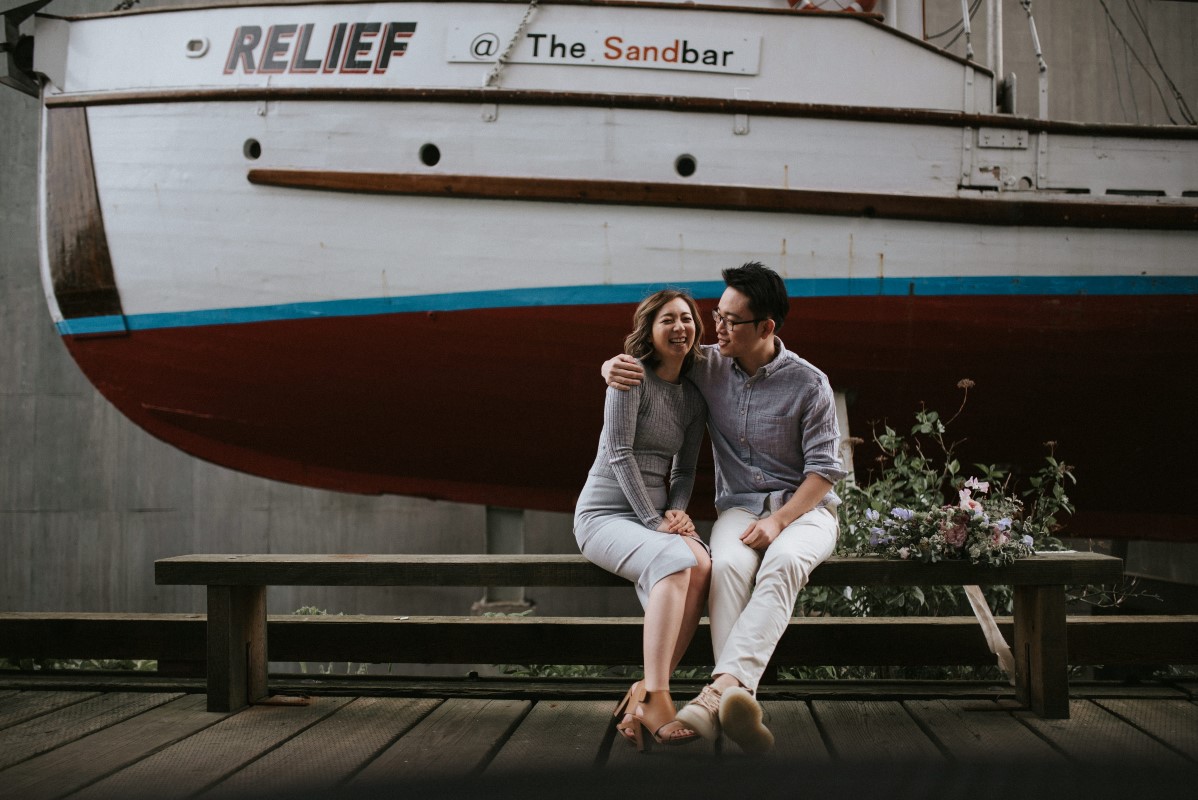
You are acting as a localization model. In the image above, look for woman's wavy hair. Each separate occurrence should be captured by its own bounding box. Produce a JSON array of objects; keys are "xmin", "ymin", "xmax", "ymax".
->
[{"xmin": 623, "ymin": 288, "xmax": 705, "ymax": 373}]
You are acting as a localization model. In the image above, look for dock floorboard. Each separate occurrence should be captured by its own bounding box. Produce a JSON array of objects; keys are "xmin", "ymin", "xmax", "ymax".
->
[{"xmin": 0, "ymin": 678, "xmax": 1195, "ymax": 797}]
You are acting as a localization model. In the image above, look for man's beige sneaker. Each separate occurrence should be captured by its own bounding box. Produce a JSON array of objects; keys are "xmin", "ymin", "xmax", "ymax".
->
[
  {"xmin": 719, "ymin": 686, "xmax": 774, "ymax": 754},
  {"xmin": 674, "ymin": 684, "xmax": 722, "ymax": 741}
]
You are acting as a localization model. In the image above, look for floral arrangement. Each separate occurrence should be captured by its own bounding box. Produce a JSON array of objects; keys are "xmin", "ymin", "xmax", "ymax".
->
[
  {"xmin": 861, "ymin": 477, "xmax": 1037, "ymax": 566},
  {"xmin": 838, "ymin": 380, "xmax": 1074, "ymax": 570}
]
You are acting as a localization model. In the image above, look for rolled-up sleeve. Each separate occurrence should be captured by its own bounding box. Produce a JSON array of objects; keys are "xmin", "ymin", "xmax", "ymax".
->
[{"xmin": 800, "ymin": 379, "xmax": 848, "ymax": 485}]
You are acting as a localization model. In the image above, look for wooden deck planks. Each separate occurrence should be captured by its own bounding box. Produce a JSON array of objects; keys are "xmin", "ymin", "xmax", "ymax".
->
[
  {"xmin": 0, "ymin": 694, "xmax": 224, "ymax": 800},
  {"xmin": 1092, "ymin": 698, "xmax": 1198, "ymax": 761},
  {"xmin": 1017, "ymin": 700, "xmax": 1192, "ymax": 765},
  {"xmin": 759, "ymin": 701, "xmax": 832, "ymax": 762},
  {"xmin": 903, "ymin": 699, "xmax": 1064, "ymax": 762},
  {"xmin": 67, "ymin": 696, "xmax": 352, "ymax": 800},
  {"xmin": 199, "ymin": 697, "xmax": 440, "ymax": 798},
  {"xmin": 0, "ymin": 690, "xmax": 103, "ymax": 730},
  {"xmin": 485, "ymin": 700, "xmax": 613, "ymax": 773},
  {"xmin": 0, "ymin": 692, "xmax": 182, "ymax": 771},
  {"xmin": 346, "ymin": 698, "xmax": 531, "ymax": 783},
  {"xmin": 812, "ymin": 700, "xmax": 945, "ymax": 762},
  {"xmin": 1, "ymin": 688, "xmax": 1194, "ymax": 794}
]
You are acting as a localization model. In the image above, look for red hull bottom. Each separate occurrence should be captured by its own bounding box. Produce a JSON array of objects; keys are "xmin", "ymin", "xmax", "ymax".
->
[{"xmin": 63, "ymin": 295, "xmax": 1198, "ymax": 541}]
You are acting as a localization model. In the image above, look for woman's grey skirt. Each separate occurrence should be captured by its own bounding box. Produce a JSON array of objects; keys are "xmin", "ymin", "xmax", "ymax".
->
[{"xmin": 574, "ymin": 475, "xmax": 709, "ymax": 609}]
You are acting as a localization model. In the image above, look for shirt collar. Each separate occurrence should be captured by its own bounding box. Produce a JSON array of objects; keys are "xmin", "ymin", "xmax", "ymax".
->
[{"xmin": 730, "ymin": 337, "xmax": 789, "ymax": 378}]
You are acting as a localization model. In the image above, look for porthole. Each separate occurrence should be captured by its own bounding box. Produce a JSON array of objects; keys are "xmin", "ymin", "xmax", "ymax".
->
[
  {"xmin": 675, "ymin": 154, "xmax": 697, "ymax": 178},
  {"xmin": 243, "ymin": 139, "xmax": 262, "ymax": 160},
  {"xmin": 185, "ymin": 38, "xmax": 209, "ymax": 58},
  {"xmin": 420, "ymin": 143, "xmax": 441, "ymax": 167}
]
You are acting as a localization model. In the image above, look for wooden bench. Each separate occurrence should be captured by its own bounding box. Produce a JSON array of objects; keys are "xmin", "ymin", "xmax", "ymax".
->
[{"xmin": 154, "ymin": 551, "xmax": 1123, "ymax": 718}]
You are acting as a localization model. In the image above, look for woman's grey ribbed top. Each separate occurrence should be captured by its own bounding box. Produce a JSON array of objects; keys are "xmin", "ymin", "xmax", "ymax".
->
[{"xmin": 586, "ymin": 362, "xmax": 708, "ymax": 528}]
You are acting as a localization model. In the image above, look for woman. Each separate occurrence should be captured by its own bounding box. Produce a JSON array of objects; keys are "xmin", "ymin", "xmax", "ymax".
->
[{"xmin": 574, "ymin": 289, "xmax": 711, "ymax": 751}]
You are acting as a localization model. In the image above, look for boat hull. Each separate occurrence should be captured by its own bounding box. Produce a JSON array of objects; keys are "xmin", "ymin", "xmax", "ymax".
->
[
  {"xmin": 27, "ymin": 1, "xmax": 1198, "ymax": 542},
  {"xmin": 61, "ymin": 292, "xmax": 1198, "ymax": 540}
]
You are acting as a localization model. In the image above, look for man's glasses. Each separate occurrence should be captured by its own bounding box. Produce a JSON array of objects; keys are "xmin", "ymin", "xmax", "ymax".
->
[{"xmin": 712, "ymin": 309, "xmax": 766, "ymax": 330}]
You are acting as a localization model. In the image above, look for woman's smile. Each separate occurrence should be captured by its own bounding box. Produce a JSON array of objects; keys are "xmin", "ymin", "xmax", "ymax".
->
[{"xmin": 652, "ymin": 297, "xmax": 697, "ymax": 362}]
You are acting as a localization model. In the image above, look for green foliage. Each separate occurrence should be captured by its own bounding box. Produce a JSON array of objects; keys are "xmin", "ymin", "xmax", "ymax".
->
[
  {"xmin": 818, "ymin": 380, "xmax": 1078, "ymax": 619},
  {"xmin": 0, "ymin": 657, "xmax": 157, "ymax": 672},
  {"xmin": 293, "ymin": 606, "xmax": 370, "ymax": 675}
]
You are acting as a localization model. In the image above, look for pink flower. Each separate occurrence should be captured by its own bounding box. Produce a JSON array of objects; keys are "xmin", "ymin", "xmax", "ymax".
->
[
  {"xmin": 959, "ymin": 489, "xmax": 984, "ymax": 515},
  {"xmin": 899, "ymin": 547, "xmax": 911, "ymax": 559},
  {"xmin": 943, "ymin": 520, "xmax": 968, "ymax": 548},
  {"xmin": 992, "ymin": 528, "xmax": 1009, "ymax": 546}
]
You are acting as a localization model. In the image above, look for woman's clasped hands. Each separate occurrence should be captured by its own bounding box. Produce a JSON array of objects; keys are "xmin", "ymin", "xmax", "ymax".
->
[{"xmin": 659, "ymin": 509, "xmax": 697, "ymax": 537}]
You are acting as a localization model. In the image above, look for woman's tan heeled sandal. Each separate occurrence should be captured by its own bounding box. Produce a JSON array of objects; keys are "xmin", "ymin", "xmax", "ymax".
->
[{"xmin": 627, "ymin": 691, "xmax": 699, "ymax": 752}]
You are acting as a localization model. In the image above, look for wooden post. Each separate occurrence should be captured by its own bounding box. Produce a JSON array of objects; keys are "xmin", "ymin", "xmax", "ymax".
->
[
  {"xmin": 472, "ymin": 507, "xmax": 533, "ymax": 615},
  {"xmin": 206, "ymin": 585, "xmax": 267, "ymax": 712},
  {"xmin": 1013, "ymin": 584, "xmax": 1069, "ymax": 718}
]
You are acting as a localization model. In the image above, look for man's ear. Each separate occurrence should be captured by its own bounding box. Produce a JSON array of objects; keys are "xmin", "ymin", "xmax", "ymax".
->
[{"xmin": 759, "ymin": 318, "xmax": 777, "ymax": 340}]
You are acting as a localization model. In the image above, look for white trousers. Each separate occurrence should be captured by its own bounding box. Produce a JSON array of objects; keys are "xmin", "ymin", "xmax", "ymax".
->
[{"xmin": 709, "ymin": 505, "xmax": 839, "ymax": 692}]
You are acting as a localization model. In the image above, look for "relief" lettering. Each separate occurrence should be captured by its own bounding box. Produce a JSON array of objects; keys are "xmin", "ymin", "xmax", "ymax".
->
[{"xmin": 224, "ymin": 22, "xmax": 417, "ymax": 75}]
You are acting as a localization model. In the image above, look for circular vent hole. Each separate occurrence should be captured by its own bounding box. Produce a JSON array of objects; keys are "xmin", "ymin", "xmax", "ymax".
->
[
  {"xmin": 243, "ymin": 139, "xmax": 262, "ymax": 160},
  {"xmin": 675, "ymin": 154, "xmax": 697, "ymax": 178},
  {"xmin": 420, "ymin": 143, "xmax": 441, "ymax": 167}
]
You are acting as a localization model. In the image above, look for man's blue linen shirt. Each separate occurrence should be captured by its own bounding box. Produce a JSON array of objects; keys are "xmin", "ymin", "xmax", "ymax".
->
[{"xmin": 687, "ymin": 340, "xmax": 847, "ymax": 515}]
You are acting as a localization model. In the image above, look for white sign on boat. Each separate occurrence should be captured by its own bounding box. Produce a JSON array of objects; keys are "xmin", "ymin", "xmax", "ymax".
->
[{"xmin": 447, "ymin": 25, "xmax": 761, "ymax": 75}]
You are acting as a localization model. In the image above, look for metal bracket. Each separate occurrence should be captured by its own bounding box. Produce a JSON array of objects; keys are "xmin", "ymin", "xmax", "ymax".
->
[
  {"xmin": 733, "ymin": 88, "xmax": 750, "ymax": 136},
  {"xmin": 1, "ymin": 0, "xmax": 50, "ymax": 96}
]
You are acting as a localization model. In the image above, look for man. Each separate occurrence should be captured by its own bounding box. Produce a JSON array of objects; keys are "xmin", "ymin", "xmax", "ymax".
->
[{"xmin": 602, "ymin": 262, "xmax": 845, "ymax": 754}]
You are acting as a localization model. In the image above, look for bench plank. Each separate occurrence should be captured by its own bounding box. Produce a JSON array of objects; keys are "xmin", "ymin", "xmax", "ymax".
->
[
  {"xmin": 8, "ymin": 613, "xmax": 1188, "ymax": 669},
  {"xmin": 149, "ymin": 551, "xmax": 1125, "ymax": 718},
  {"xmin": 156, "ymin": 552, "xmax": 1123, "ymax": 587}
]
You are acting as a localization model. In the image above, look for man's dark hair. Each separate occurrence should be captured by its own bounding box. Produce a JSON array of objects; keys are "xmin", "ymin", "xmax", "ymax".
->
[{"xmin": 721, "ymin": 261, "xmax": 789, "ymax": 331}]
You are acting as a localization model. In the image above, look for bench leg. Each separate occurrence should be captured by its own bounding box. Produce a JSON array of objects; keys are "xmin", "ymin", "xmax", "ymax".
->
[
  {"xmin": 1013, "ymin": 584, "xmax": 1069, "ymax": 719},
  {"xmin": 206, "ymin": 585, "xmax": 268, "ymax": 712}
]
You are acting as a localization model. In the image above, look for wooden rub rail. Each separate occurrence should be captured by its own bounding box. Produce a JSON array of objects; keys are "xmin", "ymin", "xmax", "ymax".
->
[{"xmin": 150, "ymin": 552, "xmax": 1125, "ymax": 719}]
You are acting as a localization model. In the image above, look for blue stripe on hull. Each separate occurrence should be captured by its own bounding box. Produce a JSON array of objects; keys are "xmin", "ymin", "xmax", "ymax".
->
[{"xmin": 55, "ymin": 274, "xmax": 1198, "ymax": 336}]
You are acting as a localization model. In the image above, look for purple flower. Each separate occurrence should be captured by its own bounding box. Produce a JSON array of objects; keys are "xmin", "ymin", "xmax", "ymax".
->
[
  {"xmin": 1022, "ymin": 535, "xmax": 1034, "ymax": 547},
  {"xmin": 996, "ymin": 517, "xmax": 1012, "ymax": 531},
  {"xmin": 890, "ymin": 507, "xmax": 914, "ymax": 521},
  {"xmin": 865, "ymin": 508, "xmax": 880, "ymax": 522},
  {"xmin": 869, "ymin": 528, "xmax": 891, "ymax": 545}
]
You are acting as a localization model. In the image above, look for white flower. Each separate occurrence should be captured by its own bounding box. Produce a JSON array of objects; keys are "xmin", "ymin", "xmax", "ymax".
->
[{"xmin": 964, "ymin": 477, "xmax": 990, "ymax": 493}]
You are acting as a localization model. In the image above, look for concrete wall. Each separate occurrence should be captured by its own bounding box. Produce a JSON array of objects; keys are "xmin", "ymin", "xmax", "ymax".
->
[{"xmin": 3, "ymin": 1, "xmax": 1196, "ymax": 626}]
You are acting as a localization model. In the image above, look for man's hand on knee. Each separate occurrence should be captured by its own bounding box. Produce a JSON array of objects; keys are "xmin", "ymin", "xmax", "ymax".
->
[{"xmin": 740, "ymin": 515, "xmax": 784, "ymax": 551}]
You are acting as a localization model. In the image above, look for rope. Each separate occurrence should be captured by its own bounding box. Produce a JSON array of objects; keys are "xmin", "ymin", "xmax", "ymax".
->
[{"xmin": 484, "ymin": 0, "xmax": 540, "ymax": 88}]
